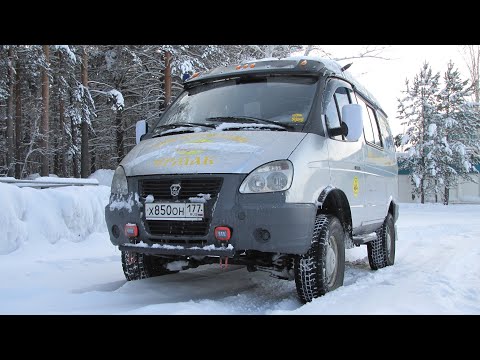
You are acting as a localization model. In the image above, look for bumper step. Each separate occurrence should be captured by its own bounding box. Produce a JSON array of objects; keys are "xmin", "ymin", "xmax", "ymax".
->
[{"xmin": 352, "ymin": 233, "xmax": 377, "ymax": 245}]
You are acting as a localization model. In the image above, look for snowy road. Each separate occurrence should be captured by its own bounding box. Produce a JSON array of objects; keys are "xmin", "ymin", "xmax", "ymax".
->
[{"xmin": 1, "ymin": 198, "xmax": 479, "ymax": 314}]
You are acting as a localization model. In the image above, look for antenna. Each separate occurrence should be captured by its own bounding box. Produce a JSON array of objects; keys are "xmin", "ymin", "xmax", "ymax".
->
[{"xmin": 341, "ymin": 63, "xmax": 353, "ymax": 72}]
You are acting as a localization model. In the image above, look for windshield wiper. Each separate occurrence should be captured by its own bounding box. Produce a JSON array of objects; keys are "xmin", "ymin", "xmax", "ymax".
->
[
  {"xmin": 206, "ymin": 116, "xmax": 294, "ymax": 130},
  {"xmin": 155, "ymin": 122, "xmax": 216, "ymax": 130},
  {"xmin": 152, "ymin": 122, "xmax": 215, "ymax": 138}
]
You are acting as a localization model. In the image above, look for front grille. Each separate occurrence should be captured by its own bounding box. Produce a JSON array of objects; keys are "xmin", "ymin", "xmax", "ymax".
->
[
  {"xmin": 139, "ymin": 178, "xmax": 223, "ymax": 201},
  {"xmin": 138, "ymin": 176, "xmax": 223, "ymax": 238},
  {"xmin": 147, "ymin": 220, "xmax": 210, "ymax": 237}
]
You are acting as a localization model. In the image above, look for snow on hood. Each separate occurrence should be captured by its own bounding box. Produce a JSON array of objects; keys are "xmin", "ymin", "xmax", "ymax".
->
[{"xmin": 121, "ymin": 130, "xmax": 307, "ymax": 176}]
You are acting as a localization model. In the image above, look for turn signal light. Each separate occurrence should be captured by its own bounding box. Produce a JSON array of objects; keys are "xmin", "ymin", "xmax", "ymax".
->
[
  {"xmin": 125, "ymin": 223, "xmax": 139, "ymax": 237},
  {"xmin": 215, "ymin": 226, "xmax": 231, "ymax": 241}
]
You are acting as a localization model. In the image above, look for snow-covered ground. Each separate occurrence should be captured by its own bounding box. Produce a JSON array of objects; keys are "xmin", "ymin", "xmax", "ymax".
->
[{"xmin": 0, "ymin": 180, "xmax": 479, "ymax": 314}]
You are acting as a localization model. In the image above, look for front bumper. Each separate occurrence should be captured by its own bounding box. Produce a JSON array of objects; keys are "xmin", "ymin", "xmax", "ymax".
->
[
  {"xmin": 119, "ymin": 243, "xmax": 235, "ymax": 257},
  {"xmin": 105, "ymin": 174, "xmax": 316, "ymax": 256}
]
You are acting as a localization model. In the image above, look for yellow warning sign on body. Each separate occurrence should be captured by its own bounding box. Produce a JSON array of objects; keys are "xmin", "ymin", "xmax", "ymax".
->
[{"xmin": 353, "ymin": 176, "xmax": 359, "ymax": 197}]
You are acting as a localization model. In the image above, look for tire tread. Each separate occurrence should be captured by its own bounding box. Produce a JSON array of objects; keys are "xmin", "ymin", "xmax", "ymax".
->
[{"xmin": 295, "ymin": 214, "xmax": 345, "ymax": 303}]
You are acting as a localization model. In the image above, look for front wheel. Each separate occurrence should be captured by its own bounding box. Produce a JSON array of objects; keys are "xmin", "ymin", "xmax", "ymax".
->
[
  {"xmin": 367, "ymin": 213, "xmax": 395, "ymax": 270},
  {"xmin": 121, "ymin": 251, "xmax": 178, "ymax": 281},
  {"xmin": 294, "ymin": 214, "xmax": 345, "ymax": 303}
]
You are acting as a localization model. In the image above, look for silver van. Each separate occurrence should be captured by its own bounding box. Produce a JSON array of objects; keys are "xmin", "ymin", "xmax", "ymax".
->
[{"xmin": 105, "ymin": 57, "xmax": 399, "ymax": 303}]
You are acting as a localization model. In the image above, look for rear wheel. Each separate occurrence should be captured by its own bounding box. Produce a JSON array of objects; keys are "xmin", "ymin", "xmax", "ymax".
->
[
  {"xmin": 367, "ymin": 213, "xmax": 395, "ymax": 270},
  {"xmin": 294, "ymin": 214, "xmax": 345, "ymax": 303},
  {"xmin": 121, "ymin": 251, "xmax": 178, "ymax": 281}
]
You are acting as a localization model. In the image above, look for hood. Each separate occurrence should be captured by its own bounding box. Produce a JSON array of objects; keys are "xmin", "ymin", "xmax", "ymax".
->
[{"xmin": 121, "ymin": 131, "xmax": 307, "ymax": 176}]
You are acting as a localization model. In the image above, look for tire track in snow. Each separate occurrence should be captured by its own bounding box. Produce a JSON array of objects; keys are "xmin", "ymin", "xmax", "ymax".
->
[{"xmin": 1, "ymin": 204, "xmax": 480, "ymax": 314}]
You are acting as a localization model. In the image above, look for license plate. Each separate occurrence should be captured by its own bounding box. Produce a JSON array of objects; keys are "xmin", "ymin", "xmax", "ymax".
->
[{"xmin": 145, "ymin": 203, "xmax": 204, "ymax": 221}]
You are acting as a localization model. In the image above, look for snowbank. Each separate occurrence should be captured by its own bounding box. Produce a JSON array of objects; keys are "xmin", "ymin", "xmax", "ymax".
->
[
  {"xmin": 89, "ymin": 169, "xmax": 114, "ymax": 186},
  {"xmin": 0, "ymin": 182, "xmax": 111, "ymax": 255},
  {"xmin": 1, "ymin": 197, "xmax": 480, "ymax": 313}
]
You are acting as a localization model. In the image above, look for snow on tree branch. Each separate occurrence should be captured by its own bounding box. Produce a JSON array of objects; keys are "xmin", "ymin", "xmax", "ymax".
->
[
  {"xmin": 107, "ymin": 89, "xmax": 124, "ymax": 111},
  {"xmin": 303, "ymin": 45, "xmax": 391, "ymax": 61},
  {"xmin": 54, "ymin": 45, "xmax": 77, "ymax": 63},
  {"xmin": 398, "ymin": 60, "xmax": 480, "ymax": 204}
]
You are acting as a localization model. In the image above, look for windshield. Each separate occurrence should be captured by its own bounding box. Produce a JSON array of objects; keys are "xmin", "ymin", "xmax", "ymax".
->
[{"xmin": 153, "ymin": 76, "xmax": 318, "ymax": 133}]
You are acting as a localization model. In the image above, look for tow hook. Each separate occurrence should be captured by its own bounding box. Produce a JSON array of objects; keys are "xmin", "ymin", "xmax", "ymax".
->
[{"xmin": 220, "ymin": 257, "xmax": 229, "ymax": 269}]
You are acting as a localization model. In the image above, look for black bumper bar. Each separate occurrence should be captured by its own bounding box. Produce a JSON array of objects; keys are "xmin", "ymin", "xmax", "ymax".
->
[{"xmin": 119, "ymin": 244, "xmax": 235, "ymax": 257}]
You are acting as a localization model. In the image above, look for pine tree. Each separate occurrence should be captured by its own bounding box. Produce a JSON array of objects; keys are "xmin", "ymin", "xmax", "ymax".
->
[
  {"xmin": 14, "ymin": 54, "xmax": 22, "ymax": 178},
  {"xmin": 17, "ymin": 45, "xmax": 45, "ymax": 178},
  {"xmin": 5, "ymin": 46, "xmax": 15, "ymax": 177},
  {"xmin": 0, "ymin": 47, "xmax": 9, "ymax": 175},
  {"xmin": 436, "ymin": 61, "xmax": 480, "ymax": 204},
  {"xmin": 52, "ymin": 45, "xmax": 77, "ymax": 178},
  {"xmin": 0, "ymin": 45, "xmax": 307, "ymax": 177},
  {"xmin": 80, "ymin": 46, "xmax": 91, "ymax": 178},
  {"xmin": 40, "ymin": 45, "xmax": 50, "ymax": 177},
  {"xmin": 398, "ymin": 62, "xmax": 441, "ymax": 203},
  {"xmin": 66, "ymin": 78, "xmax": 96, "ymax": 174}
]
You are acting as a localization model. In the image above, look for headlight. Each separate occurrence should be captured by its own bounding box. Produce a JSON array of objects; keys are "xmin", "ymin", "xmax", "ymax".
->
[
  {"xmin": 239, "ymin": 160, "xmax": 293, "ymax": 194},
  {"xmin": 111, "ymin": 166, "xmax": 128, "ymax": 195}
]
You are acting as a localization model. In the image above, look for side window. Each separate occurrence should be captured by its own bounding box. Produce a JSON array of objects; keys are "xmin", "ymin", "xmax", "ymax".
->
[
  {"xmin": 366, "ymin": 106, "xmax": 383, "ymax": 147},
  {"xmin": 335, "ymin": 87, "xmax": 351, "ymax": 119},
  {"xmin": 325, "ymin": 85, "xmax": 352, "ymax": 141},
  {"xmin": 325, "ymin": 98, "xmax": 341, "ymax": 129},
  {"xmin": 358, "ymin": 95, "xmax": 383, "ymax": 148},
  {"xmin": 378, "ymin": 113, "xmax": 394, "ymax": 151},
  {"xmin": 358, "ymin": 96, "xmax": 375, "ymax": 143}
]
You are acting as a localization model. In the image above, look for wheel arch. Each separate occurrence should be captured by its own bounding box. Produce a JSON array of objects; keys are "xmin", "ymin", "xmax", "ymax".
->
[
  {"xmin": 387, "ymin": 196, "xmax": 399, "ymax": 223},
  {"xmin": 316, "ymin": 186, "xmax": 353, "ymax": 236}
]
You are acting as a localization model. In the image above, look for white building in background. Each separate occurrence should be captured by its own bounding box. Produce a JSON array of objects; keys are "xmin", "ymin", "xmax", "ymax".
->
[
  {"xmin": 398, "ymin": 174, "xmax": 480, "ymax": 203},
  {"xmin": 397, "ymin": 152, "xmax": 480, "ymax": 203}
]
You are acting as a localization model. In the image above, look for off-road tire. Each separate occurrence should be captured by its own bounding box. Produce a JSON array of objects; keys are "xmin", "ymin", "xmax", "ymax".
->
[
  {"xmin": 121, "ymin": 251, "xmax": 177, "ymax": 281},
  {"xmin": 294, "ymin": 214, "xmax": 345, "ymax": 303},
  {"xmin": 367, "ymin": 213, "xmax": 395, "ymax": 270}
]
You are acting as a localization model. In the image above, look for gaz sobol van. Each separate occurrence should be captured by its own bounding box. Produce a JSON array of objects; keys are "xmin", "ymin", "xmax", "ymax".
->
[{"xmin": 105, "ymin": 57, "xmax": 399, "ymax": 303}]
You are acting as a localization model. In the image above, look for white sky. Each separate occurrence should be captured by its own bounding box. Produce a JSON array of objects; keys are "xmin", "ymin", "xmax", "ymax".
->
[{"xmin": 297, "ymin": 45, "xmax": 471, "ymax": 136}]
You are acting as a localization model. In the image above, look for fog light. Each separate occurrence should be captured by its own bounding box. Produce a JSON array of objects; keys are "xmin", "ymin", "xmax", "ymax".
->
[
  {"xmin": 124, "ymin": 223, "xmax": 139, "ymax": 238},
  {"xmin": 215, "ymin": 226, "xmax": 231, "ymax": 241}
]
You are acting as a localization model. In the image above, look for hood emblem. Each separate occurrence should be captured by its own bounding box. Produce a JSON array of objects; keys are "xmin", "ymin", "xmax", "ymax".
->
[{"xmin": 170, "ymin": 183, "xmax": 181, "ymax": 197}]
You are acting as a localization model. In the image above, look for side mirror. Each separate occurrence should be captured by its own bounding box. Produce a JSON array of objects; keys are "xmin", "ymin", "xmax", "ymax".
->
[
  {"xmin": 135, "ymin": 120, "xmax": 148, "ymax": 145},
  {"xmin": 342, "ymin": 104, "xmax": 363, "ymax": 142}
]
